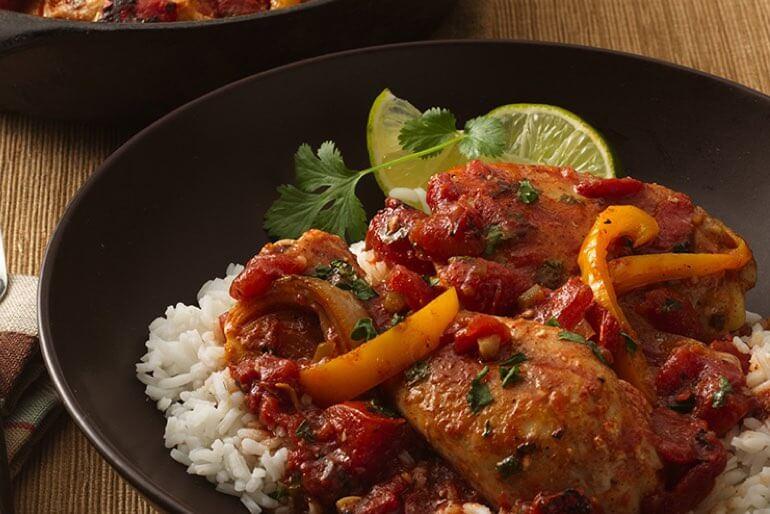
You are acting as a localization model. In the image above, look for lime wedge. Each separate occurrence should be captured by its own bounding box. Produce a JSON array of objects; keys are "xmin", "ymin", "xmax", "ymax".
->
[
  {"xmin": 488, "ymin": 103, "xmax": 616, "ymax": 178},
  {"xmin": 366, "ymin": 92, "xmax": 616, "ymax": 207},
  {"xmin": 367, "ymin": 89, "xmax": 464, "ymax": 209}
]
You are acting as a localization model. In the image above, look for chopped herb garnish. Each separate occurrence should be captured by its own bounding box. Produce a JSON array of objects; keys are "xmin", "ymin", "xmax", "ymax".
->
[
  {"xmin": 405, "ymin": 360, "xmax": 430, "ymax": 386},
  {"xmin": 545, "ymin": 317, "xmax": 561, "ymax": 327},
  {"xmin": 661, "ymin": 298, "xmax": 682, "ymax": 313},
  {"xmin": 499, "ymin": 352, "xmax": 528, "ymax": 388},
  {"xmin": 669, "ymin": 397, "xmax": 695, "ymax": 414},
  {"xmin": 351, "ymin": 317, "xmax": 377, "ymax": 341},
  {"xmin": 484, "ymin": 224, "xmax": 508, "ymax": 256},
  {"xmin": 558, "ymin": 193, "xmax": 580, "ymax": 205},
  {"xmin": 499, "ymin": 353, "xmax": 528, "ymax": 367},
  {"xmin": 712, "ymin": 376, "xmax": 733, "ymax": 408},
  {"xmin": 621, "ymin": 332, "xmax": 637, "ymax": 354},
  {"xmin": 295, "ymin": 419, "xmax": 314, "ymax": 441},
  {"xmin": 672, "ymin": 241, "xmax": 691, "ymax": 253},
  {"xmin": 468, "ymin": 366, "xmax": 494, "ymax": 413},
  {"xmin": 558, "ymin": 330, "xmax": 607, "ymax": 365},
  {"xmin": 422, "ymin": 275, "xmax": 441, "ymax": 287},
  {"xmin": 268, "ymin": 484, "xmax": 289, "ymax": 501},
  {"xmin": 367, "ymin": 398, "xmax": 400, "ymax": 418},
  {"xmin": 390, "ymin": 312, "xmax": 406, "ymax": 327},
  {"xmin": 496, "ymin": 454, "xmax": 521, "ymax": 478},
  {"xmin": 482, "ymin": 420, "xmax": 493, "ymax": 438},
  {"xmin": 314, "ymin": 259, "xmax": 378, "ymax": 300},
  {"xmin": 265, "ymin": 107, "xmax": 506, "ymax": 241},
  {"xmin": 558, "ymin": 330, "xmax": 587, "ymax": 344},
  {"xmin": 500, "ymin": 364, "xmax": 523, "ymax": 388},
  {"xmin": 517, "ymin": 180, "xmax": 540, "ymax": 204},
  {"xmin": 535, "ymin": 260, "xmax": 564, "ymax": 289}
]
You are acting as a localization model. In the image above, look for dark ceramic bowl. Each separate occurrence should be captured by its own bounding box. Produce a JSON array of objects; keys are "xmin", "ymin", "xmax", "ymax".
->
[
  {"xmin": 40, "ymin": 40, "xmax": 770, "ymax": 512},
  {"xmin": 0, "ymin": 0, "xmax": 455, "ymax": 121}
]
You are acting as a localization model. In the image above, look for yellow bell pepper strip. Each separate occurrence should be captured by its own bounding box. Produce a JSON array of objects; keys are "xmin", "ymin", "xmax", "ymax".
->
[
  {"xmin": 299, "ymin": 288, "xmax": 459, "ymax": 406},
  {"xmin": 609, "ymin": 228, "xmax": 752, "ymax": 295},
  {"xmin": 579, "ymin": 205, "xmax": 754, "ymax": 403},
  {"xmin": 578, "ymin": 205, "xmax": 659, "ymax": 402},
  {"xmin": 578, "ymin": 205, "xmax": 660, "ymax": 333}
]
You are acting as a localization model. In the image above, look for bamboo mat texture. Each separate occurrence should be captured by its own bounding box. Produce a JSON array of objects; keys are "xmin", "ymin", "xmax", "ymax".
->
[{"xmin": 4, "ymin": 0, "xmax": 770, "ymax": 511}]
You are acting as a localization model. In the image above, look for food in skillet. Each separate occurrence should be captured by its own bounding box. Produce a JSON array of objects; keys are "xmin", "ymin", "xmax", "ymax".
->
[
  {"xmin": 137, "ymin": 92, "xmax": 769, "ymax": 513},
  {"xmin": 0, "ymin": 0, "xmax": 306, "ymax": 22}
]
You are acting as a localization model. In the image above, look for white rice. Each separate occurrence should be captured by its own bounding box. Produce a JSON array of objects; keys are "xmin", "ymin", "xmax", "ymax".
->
[
  {"xmin": 349, "ymin": 241, "xmax": 390, "ymax": 284},
  {"xmin": 137, "ymin": 260, "xmax": 770, "ymax": 513},
  {"xmin": 136, "ymin": 265, "xmax": 289, "ymax": 513},
  {"xmin": 696, "ymin": 314, "xmax": 770, "ymax": 513}
]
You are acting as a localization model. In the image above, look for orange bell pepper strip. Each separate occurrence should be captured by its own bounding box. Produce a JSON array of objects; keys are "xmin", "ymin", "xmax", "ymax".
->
[
  {"xmin": 299, "ymin": 288, "xmax": 459, "ymax": 406},
  {"xmin": 578, "ymin": 205, "xmax": 660, "ymax": 402},
  {"xmin": 609, "ymin": 228, "xmax": 752, "ymax": 295}
]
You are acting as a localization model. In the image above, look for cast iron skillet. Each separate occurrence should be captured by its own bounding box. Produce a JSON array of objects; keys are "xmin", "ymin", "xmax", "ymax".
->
[
  {"xmin": 0, "ymin": 0, "xmax": 455, "ymax": 121},
  {"xmin": 39, "ymin": 40, "xmax": 770, "ymax": 512}
]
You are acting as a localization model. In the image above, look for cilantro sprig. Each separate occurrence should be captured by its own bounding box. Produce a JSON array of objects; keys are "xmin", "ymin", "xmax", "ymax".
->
[
  {"xmin": 265, "ymin": 107, "xmax": 506, "ymax": 241},
  {"xmin": 712, "ymin": 376, "xmax": 733, "ymax": 408}
]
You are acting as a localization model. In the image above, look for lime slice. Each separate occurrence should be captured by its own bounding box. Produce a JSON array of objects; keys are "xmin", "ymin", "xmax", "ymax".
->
[
  {"xmin": 367, "ymin": 89, "xmax": 464, "ymax": 209},
  {"xmin": 366, "ymin": 92, "xmax": 617, "ymax": 208},
  {"xmin": 488, "ymin": 103, "xmax": 616, "ymax": 178}
]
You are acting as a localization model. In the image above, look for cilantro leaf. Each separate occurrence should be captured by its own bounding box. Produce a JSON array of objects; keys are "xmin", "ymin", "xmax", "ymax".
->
[
  {"xmin": 423, "ymin": 275, "xmax": 441, "ymax": 287},
  {"xmin": 295, "ymin": 419, "xmax": 314, "ymax": 441},
  {"xmin": 621, "ymin": 332, "xmax": 638, "ymax": 354},
  {"xmin": 499, "ymin": 352, "xmax": 528, "ymax": 388},
  {"xmin": 264, "ymin": 142, "xmax": 367, "ymax": 241},
  {"xmin": 484, "ymin": 224, "xmax": 508, "ymax": 256},
  {"xmin": 266, "ymin": 101, "xmax": 513, "ymax": 243},
  {"xmin": 268, "ymin": 483, "xmax": 288, "ymax": 501},
  {"xmin": 459, "ymin": 115, "xmax": 506, "ymax": 160},
  {"xmin": 468, "ymin": 366, "xmax": 494, "ymax": 413},
  {"xmin": 558, "ymin": 330, "xmax": 587, "ymax": 344},
  {"xmin": 405, "ymin": 360, "xmax": 430, "ymax": 386},
  {"xmin": 517, "ymin": 180, "xmax": 540, "ymax": 204},
  {"xmin": 351, "ymin": 318, "xmax": 377, "ymax": 341},
  {"xmin": 314, "ymin": 260, "xmax": 378, "ymax": 300},
  {"xmin": 390, "ymin": 312, "xmax": 406, "ymax": 327},
  {"xmin": 558, "ymin": 330, "xmax": 607, "ymax": 365},
  {"xmin": 712, "ymin": 376, "xmax": 733, "ymax": 408},
  {"xmin": 367, "ymin": 398, "xmax": 400, "ymax": 418},
  {"xmin": 398, "ymin": 108, "xmax": 459, "ymax": 154},
  {"xmin": 545, "ymin": 317, "xmax": 561, "ymax": 327}
]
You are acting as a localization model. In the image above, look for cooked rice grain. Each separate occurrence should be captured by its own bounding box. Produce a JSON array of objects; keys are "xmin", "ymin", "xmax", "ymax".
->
[
  {"xmin": 136, "ymin": 265, "xmax": 287, "ymax": 513},
  {"xmin": 697, "ymin": 316, "xmax": 770, "ymax": 513}
]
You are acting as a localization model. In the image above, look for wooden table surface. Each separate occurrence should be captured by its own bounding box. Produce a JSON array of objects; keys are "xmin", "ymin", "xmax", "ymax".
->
[{"xmin": 4, "ymin": 0, "xmax": 770, "ymax": 511}]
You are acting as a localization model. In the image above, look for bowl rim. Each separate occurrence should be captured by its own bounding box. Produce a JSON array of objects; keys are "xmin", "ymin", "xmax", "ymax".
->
[
  {"xmin": 0, "ymin": 0, "xmax": 337, "ymax": 32},
  {"xmin": 38, "ymin": 38, "xmax": 770, "ymax": 513}
]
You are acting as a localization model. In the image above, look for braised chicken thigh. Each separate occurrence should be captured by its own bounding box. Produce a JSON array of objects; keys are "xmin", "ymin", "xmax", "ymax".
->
[{"xmin": 220, "ymin": 161, "xmax": 757, "ymax": 513}]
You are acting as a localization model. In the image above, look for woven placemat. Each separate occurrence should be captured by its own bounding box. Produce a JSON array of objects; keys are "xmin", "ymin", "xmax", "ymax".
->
[{"xmin": 5, "ymin": 0, "xmax": 770, "ymax": 511}]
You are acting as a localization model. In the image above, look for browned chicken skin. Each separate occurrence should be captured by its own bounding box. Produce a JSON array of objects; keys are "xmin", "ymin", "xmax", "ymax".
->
[
  {"xmin": 370, "ymin": 161, "xmax": 755, "ymax": 338},
  {"xmin": 389, "ymin": 316, "xmax": 662, "ymax": 513},
  {"xmin": 224, "ymin": 163, "xmax": 757, "ymax": 513}
]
